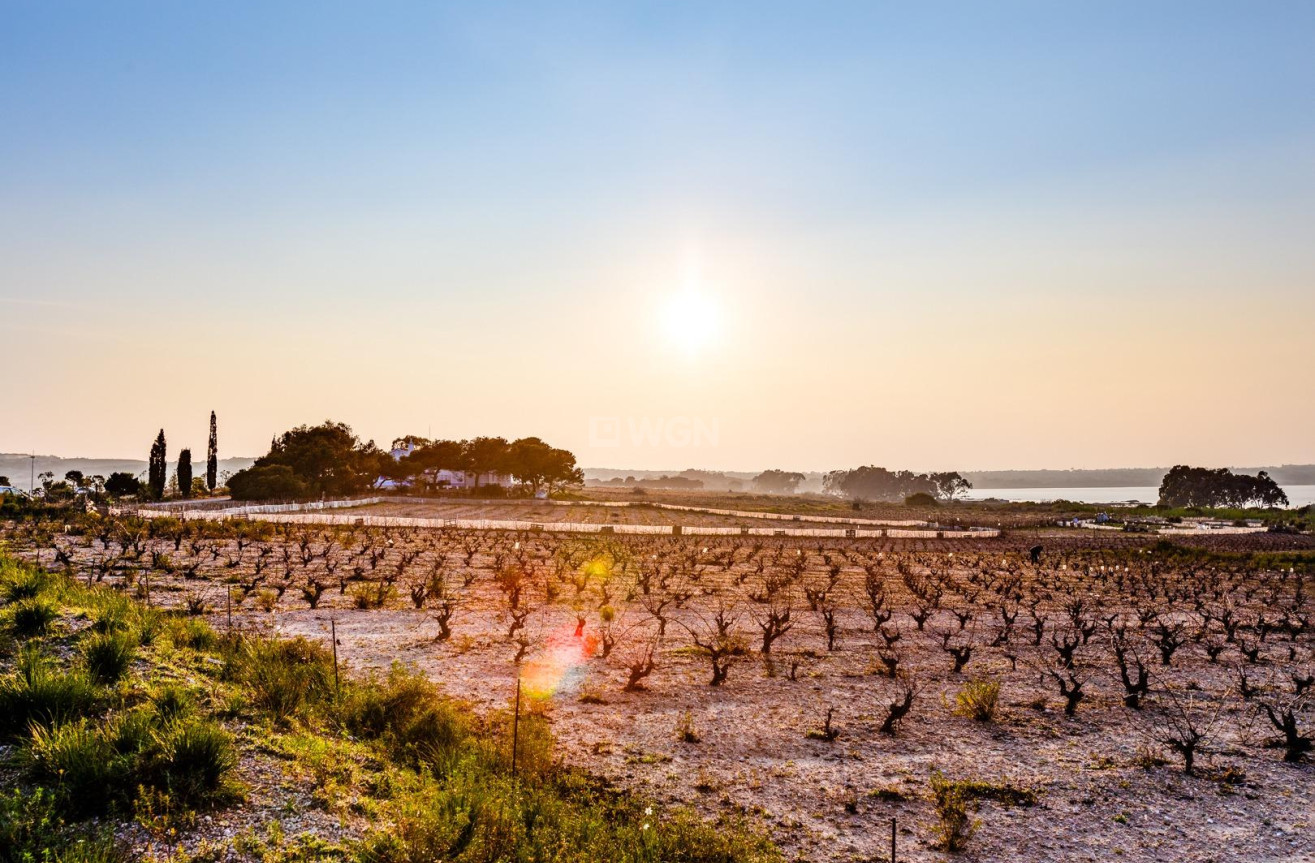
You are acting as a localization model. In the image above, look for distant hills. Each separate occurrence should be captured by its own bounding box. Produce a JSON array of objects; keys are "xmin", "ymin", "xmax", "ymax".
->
[
  {"xmin": 584, "ymin": 465, "xmax": 1315, "ymax": 492},
  {"xmin": 0, "ymin": 453, "xmax": 256, "ymax": 491},
  {"xmin": 959, "ymin": 466, "xmax": 1315, "ymax": 489}
]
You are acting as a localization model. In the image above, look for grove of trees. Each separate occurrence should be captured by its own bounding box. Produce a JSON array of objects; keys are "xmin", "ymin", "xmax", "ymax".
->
[
  {"xmin": 226, "ymin": 422, "xmax": 583, "ymax": 501},
  {"xmin": 752, "ymin": 470, "xmax": 805, "ymax": 495},
  {"xmin": 824, "ymin": 466, "xmax": 972, "ymax": 503},
  {"xmin": 1158, "ymin": 466, "xmax": 1289, "ymax": 509}
]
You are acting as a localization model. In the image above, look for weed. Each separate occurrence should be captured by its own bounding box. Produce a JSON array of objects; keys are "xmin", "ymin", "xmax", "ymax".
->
[
  {"xmin": 82, "ymin": 630, "xmax": 137, "ymax": 684},
  {"xmin": 954, "ymin": 679, "xmax": 1001, "ymax": 722}
]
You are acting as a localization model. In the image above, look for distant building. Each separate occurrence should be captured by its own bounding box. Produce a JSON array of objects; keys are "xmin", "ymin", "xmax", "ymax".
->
[
  {"xmin": 376, "ymin": 442, "xmax": 514, "ymax": 491},
  {"xmin": 0, "ymin": 485, "xmax": 28, "ymax": 497}
]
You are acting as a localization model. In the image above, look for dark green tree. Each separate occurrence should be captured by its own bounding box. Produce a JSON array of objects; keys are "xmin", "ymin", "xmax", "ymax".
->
[
  {"xmin": 1158, "ymin": 466, "xmax": 1289, "ymax": 508},
  {"xmin": 226, "ymin": 420, "xmax": 387, "ymax": 499},
  {"xmin": 105, "ymin": 472, "xmax": 141, "ymax": 497},
  {"xmin": 177, "ymin": 449, "xmax": 193, "ymax": 499},
  {"xmin": 752, "ymin": 470, "xmax": 806, "ymax": 494},
  {"xmin": 463, "ymin": 436, "xmax": 511, "ymax": 488},
  {"xmin": 226, "ymin": 465, "xmax": 308, "ymax": 501},
  {"xmin": 148, "ymin": 430, "xmax": 167, "ymax": 499},
  {"xmin": 506, "ymin": 437, "xmax": 583, "ymax": 496},
  {"xmin": 206, "ymin": 411, "xmax": 218, "ymax": 492},
  {"xmin": 930, "ymin": 471, "xmax": 972, "ymax": 502}
]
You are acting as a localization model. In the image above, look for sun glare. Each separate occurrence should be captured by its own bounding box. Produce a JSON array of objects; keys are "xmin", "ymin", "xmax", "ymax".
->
[{"xmin": 659, "ymin": 288, "xmax": 722, "ymax": 356}]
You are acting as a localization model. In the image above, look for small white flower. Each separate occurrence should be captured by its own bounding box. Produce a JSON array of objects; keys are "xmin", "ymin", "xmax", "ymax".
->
[
  {"xmin": 642, "ymin": 823, "xmax": 650, "ymax": 831},
  {"xmin": 644, "ymin": 806, "xmax": 653, "ymax": 816}
]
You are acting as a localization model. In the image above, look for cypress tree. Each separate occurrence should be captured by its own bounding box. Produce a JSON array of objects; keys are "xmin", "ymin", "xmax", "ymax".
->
[
  {"xmin": 148, "ymin": 430, "xmax": 167, "ymax": 499},
  {"xmin": 178, "ymin": 449, "xmax": 193, "ymax": 499},
  {"xmin": 206, "ymin": 411, "xmax": 218, "ymax": 491}
]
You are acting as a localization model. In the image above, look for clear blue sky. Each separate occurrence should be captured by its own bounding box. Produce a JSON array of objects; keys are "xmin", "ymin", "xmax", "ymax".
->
[{"xmin": 3, "ymin": 2, "xmax": 1314, "ymax": 470}]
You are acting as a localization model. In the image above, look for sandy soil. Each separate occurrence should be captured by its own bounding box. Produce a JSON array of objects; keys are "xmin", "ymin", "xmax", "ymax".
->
[{"xmin": 9, "ymin": 521, "xmax": 1313, "ymax": 863}]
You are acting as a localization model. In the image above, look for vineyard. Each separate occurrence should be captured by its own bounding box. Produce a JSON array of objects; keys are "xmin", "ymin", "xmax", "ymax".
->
[{"xmin": 2, "ymin": 509, "xmax": 1311, "ymax": 862}]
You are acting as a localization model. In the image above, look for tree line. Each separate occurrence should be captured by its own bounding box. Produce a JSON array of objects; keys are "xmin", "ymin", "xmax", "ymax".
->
[
  {"xmin": 822, "ymin": 466, "xmax": 972, "ymax": 503},
  {"xmin": 1158, "ymin": 466, "xmax": 1289, "ymax": 509},
  {"xmin": 226, "ymin": 421, "xmax": 583, "ymax": 501}
]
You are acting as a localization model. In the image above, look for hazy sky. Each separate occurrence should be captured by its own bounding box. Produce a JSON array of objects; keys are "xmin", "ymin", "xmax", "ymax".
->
[{"xmin": 2, "ymin": 2, "xmax": 1313, "ymax": 472}]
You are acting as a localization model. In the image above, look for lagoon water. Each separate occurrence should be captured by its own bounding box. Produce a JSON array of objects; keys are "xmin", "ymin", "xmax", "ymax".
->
[{"xmin": 966, "ymin": 485, "xmax": 1315, "ymax": 508}]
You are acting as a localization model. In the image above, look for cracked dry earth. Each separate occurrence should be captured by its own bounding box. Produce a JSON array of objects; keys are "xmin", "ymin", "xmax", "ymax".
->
[{"xmin": 263, "ymin": 601, "xmax": 1314, "ymax": 863}]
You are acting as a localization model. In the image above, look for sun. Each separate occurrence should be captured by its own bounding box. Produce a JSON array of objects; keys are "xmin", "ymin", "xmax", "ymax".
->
[{"xmin": 659, "ymin": 288, "xmax": 722, "ymax": 356}]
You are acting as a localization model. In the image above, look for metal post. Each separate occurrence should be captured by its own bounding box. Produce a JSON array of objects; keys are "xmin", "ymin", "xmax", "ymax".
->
[
  {"xmin": 891, "ymin": 817, "xmax": 897, "ymax": 863},
  {"xmin": 226, "ymin": 587, "xmax": 232, "ymax": 631},
  {"xmin": 331, "ymin": 619, "xmax": 340, "ymax": 697},
  {"xmin": 511, "ymin": 677, "xmax": 522, "ymax": 778}
]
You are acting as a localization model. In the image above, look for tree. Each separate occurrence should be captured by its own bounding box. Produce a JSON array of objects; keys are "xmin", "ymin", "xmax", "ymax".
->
[
  {"xmin": 823, "ymin": 466, "xmax": 940, "ymax": 502},
  {"xmin": 177, "ymin": 449, "xmax": 193, "ymax": 499},
  {"xmin": 409, "ymin": 439, "xmax": 468, "ymax": 488},
  {"xmin": 63, "ymin": 470, "xmax": 85, "ymax": 488},
  {"xmin": 226, "ymin": 465, "xmax": 309, "ymax": 501},
  {"xmin": 463, "ymin": 437, "xmax": 511, "ymax": 487},
  {"xmin": 148, "ymin": 430, "xmax": 167, "ymax": 500},
  {"xmin": 206, "ymin": 411, "xmax": 218, "ymax": 492},
  {"xmin": 1158, "ymin": 465, "xmax": 1289, "ymax": 508},
  {"xmin": 752, "ymin": 470, "xmax": 805, "ymax": 495},
  {"xmin": 930, "ymin": 471, "xmax": 972, "ymax": 502},
  {"xmin": 227, "ymin": 420, "xmax": 387, "ymax": 499},
  {"xmin": 506, "ymin": 437, "xmax": 582, "ymax": 495},
  {"xmin": 105, "ymin": 472, "xmax": 142, "ymax": 497}
]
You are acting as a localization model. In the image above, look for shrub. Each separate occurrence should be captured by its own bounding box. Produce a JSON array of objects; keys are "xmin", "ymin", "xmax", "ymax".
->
[
  {"xmin": 0, "ymin": 787, "xmax": 123, "ymax": 863},
  {"xmin": 340, "ymin": 667, "xmax": 470, "ymax": 769},
  {"xmin": 25, "ymin": 720, "xmax": 127, "ymax": 815},
  {"xmin": 166, "ymin": 616, "xmax": 217, "ymax": 651},
  {"xmin": 929, "ymin": 772, "xmax": 979, "ymax": 852},
  {"xmin": 156, "ymin": 719, "xmax": 238, "ymax": 802},
  {"xmin": 227, "ymin": 636, "xmax": 335, "ymax": 723},
  {"xmin": 954, "ymin": 679, "xmax": 1001, "ymax": 722},
  {"xmin": 152, "ymin": 684, "xmax": 196, "ymax": 721},
  {"xmin": 905, "ymin": 492, "xmax": 939, "ymax": 507},
  {"xmin": 352, "ymin": 582, "xmax": 394, "ymax": 610},
  {"xmin": 2, "ymin": 566, "xmax": 52, "ymax": 603},
  {"xmin": 82, "ymin": 631, "xmax": 137, "ymax": 684},
  {"xmin": 676, "ymin": 710, "xmax": 701, "ymax": 743},
  {"xmin": 0, "ymin": 648, "xmax": 100, "ymax": 739},
  {"xmin": 9, "ymin": 597, "xmax": 59, "ymax": 637}
]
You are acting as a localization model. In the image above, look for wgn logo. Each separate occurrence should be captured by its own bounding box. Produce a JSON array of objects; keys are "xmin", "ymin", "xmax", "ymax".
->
[{"xmin": 588, "ymin": 416, "xmax": 720, "ymax": 449}]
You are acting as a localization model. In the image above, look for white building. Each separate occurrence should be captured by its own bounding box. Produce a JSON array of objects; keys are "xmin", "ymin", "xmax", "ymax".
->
[{"xmin": 377, "ymin": 442, "xmax": 514, "ymax": 491}]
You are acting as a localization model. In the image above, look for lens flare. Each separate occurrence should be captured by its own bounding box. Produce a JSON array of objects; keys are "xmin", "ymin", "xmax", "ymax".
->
[{"xmin": 520, "ymin": 623, "xmax": 598, "ymax": 699}]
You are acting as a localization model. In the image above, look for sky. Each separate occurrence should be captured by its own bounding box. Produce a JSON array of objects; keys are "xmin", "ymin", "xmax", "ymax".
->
[{"xmin": 2, "ymin": 2, "xmax": 1314, "ymax": 472}]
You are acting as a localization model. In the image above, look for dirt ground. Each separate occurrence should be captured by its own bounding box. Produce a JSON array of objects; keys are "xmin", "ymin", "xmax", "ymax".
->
[{"xmin": 8, "ymin": 519, "xmax": 1313, "ymax": 863}]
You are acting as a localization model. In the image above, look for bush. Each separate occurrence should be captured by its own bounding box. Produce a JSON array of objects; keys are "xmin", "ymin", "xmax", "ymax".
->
[
  {"xmin": 0, "ymin": 787, "xmax": 123, "ymax": 863},
  {"xmin": 340, "ymin": 667, "xmax": 470, "ymax": 769},
  {"xmin": 905, "ymin": 492, "xmax": 939, "ymax": 507},
  {"xmin": 227, "ymin": 636, "xmax": 335, "ymax": 724},
  {"xmin": 9, "ymin": 597, "xmax": 59, "ymax": 637},
  {"xmin": 82, "ymin": 631, "xmax": 137, "ymax": 684},
  {"xmin": 2, "ymin": 565, "xmax": 52, "ymax": 603},
  {"xmin": 930, "ymin": 772, "xmax": 979, "ymax": 852},
  {"xmin": 954, "ymin": 679, "xmax": 1001, "ymax": 722},
  {"xmin": 226, "ymin": 465, "xmax": 308, "ymax": 501},
  {"xmin": 152, "ymin": 684, "xmax": 196, "ymax": 721},
  {"xmin": 0, "ymin": 648, "xmax": 100, "ymax": 740},
  {"xmin": 155, "ymin": 719, "xmax": 238, "ymax": 802},
  {"xmin": 25, "ymin": 720, "xmax": 127, "ymax": 815},
  {"xmin": 166, "ymin": 616, "xmax": 217, "ymax": 651},
  {"xmin": 360, "ymin": 767, "xmax": 780, "ymax": 863}
]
